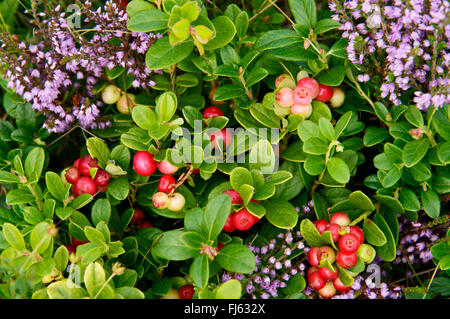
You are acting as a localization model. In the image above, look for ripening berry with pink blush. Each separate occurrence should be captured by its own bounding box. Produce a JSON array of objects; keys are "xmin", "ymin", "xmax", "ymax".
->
[
  {"xmin": 316, "ymin": 84, "xmax": 334, "ymax": 103},
  {"xmin": 276, "ymin": 87, "xmax": 295, "ymax": 107},
  {"xmin": 291, "ymin": 103, "xmax": 312, "ymax": 118},
  {"xmin": 209, "ymin": 128, "xmax": 232, "ymax": 150},
  {"xmin": 297, "ymin": 77, "xmax": 319, "ymax": 98},
  {"xmin": 157, "ymin": 160, "xmax": 179, "ymax": 175},
  {"xmin": 293, "ymin": 86, "xmax": 314, "ymax": 105}
]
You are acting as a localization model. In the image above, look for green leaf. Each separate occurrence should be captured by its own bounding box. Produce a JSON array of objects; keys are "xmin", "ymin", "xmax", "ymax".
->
[
  {"xmin": 24, "ymin": 147, "xmax": 45, "ymax": 183},
  {"xmin": 254, "ymin": 29, "xmax": 301, "ymax": 51},
  {"xmin": 319, "ymin": 118, "xmax": 335, "ymax": 141},
  {"xmin": 54, "ymin": 246, "xmax": 69, "ymax": 272},
  {"xmin": 348, "ymin": 191, "xmax": 375, "ymax": 211},
  {"xmin": 289, "ymin": 0, "xmax": 317, "ymax": 27},
  {"xmin": 2, "ymin": 223, "xmax": 26, "ymax": 251},
  {"xmin": 245, "ymin": 67, "xmax": 269, "ymax": 87},
  {"xmin": 6, "ymin": 188, "xmax": 36, "ymax": 205},
  {"xmin": 314, "ymin": 18, "xmax": 341, "ymax": 34},
  {"xmin": 230, "ymin": 167, "xmax": 253, "ymax": 190},
  {"xmin": 249, "ymin": 139, "xmax": 276, "ymax": 174},
  {"xmin": 373, "ymin": 213, "xmax": 396, "ymax": 261},
  {"xmin": 190, "ymin": 254, "xmax": 209, "ymax": 289},
  {"xmin": 131, "ymin": 105, "xmax": 157, "ymax": 130},
  {"xmin": 337, "ymin": 265, "xmax": 355, "ymax": 287},
  {"xmin": 235, "ymin": 11, "xmax": 249, "ymax": 38},
  {"xmin": 84, "ymin": 262, "xmax": 106, "ymax": 297},
  {"xmin": 399, "ymin": 188, "xmax": 421, "ymax": 212},
  {"xmin": 263, "ymin": 199, "xmax": 299, "ymax": 229},
  {"xmin": 0, "ymin": 171, "xmax": 20, "ymax": 184},
  {"xmin": 204, "ymin": 16, "xmax": 236, "ymax": 50},
  {"xmin": 30, "ymin": 222, "xmax": 52, "ymax": 254},
  {"xmin": 216, "ymin": 244, "xmax": 256, "ymax": 273},
  {"xmin": 87, "ymin": 137, "xmax": 110, "ymax": 168},
  {"xmin": 402, "ymin": 138, "xmax": 430, "ymax": 168},
  {"xmin": 303, "ymin": 137, "xmax": 329, "ymax": 155},
  {"xmin": 316, "ymin": 65, "xmax": 345, "ymax": 86},
  {"xmin": 250, "ymin": 103, "xmax": 280, "ymax": 128},
  {"xmin": 299, "ymin": 219, "xmax": 328, "ymax": 247},
  {"xmin": 327, "ymin": 157, "xmax": 350, "ymax": 184},
  {"xmin": 127, "ymin": 10, "xmax": 169, "ymax": 32},
  {"xmin": 156, "ymin": 92, "xmax": 178, "ymax": 122},
  {"xmin": 215, "ymin": 279, "xmax": 242, "ymax": 299},
  {"xmin": 153, "ymin": 230, "xmax": 202, "ymax": 261},
  {"xmin": 363, "ymin": 219, "xmax": 387, "ymax": 246},
  {"xmin": 405, "ymin": 106, "xmax": 424, "ymax": 127},
  {"xmin": 146, "ymin": 37, "xmax": 194, "ymax": 70},
  {"xmin": 107, "ymin": 176, "xmax": 130, "ymax": 201},
  {"xmin": 213, "ymin": 84, "xmax": 245, "ymax": 101},
  {"xmin": 381, "ymin": 166, "xmax": 403, "ymax": 188},
  {"xmin": 297, "ymin": 120, "xmax": 320, "ymax": 142},
  {"xmin": 46, "ymin": 172, "xmax": 69, "ymax": 202},
  {"xmin": 421, "ymin": 188, "xmax": 440, "ymax": 218},
  {"xmin": 201, "ymin": 194, "xmax": 232, "ymax": 240},
  {"xmin": 304, "ymin": 155, "xmax": 325, "ymax": 175},
  {"xmin": 363, "ymin": 127, "xmax": 390, "ymax": 147},
  {"xmin": 91, "ymin": 199, "xmax": 111, "ymax": 226}
]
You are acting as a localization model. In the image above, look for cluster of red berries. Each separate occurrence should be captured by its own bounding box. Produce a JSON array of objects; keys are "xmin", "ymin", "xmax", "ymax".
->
[
  {"xmin": 65, "ymin": 154, "xmax": 111, "ymax": 197},
  {"xmin": 130, "ymin": 208, "xmax": 153, "ymax": 229},
  {"xmin": 306, "ymin": 212, "xmax": 376, "ymax": 299},
  {"xmin": 274, "ymin": 73, "xmax": 345, "ymax": 119},
  {"xmin": 221, "ymin": 189, "xmax": 260, "ymax": 232},
  {"xmin": 132, "ymin": 150, "xmax": 186, "ymax": 212}
]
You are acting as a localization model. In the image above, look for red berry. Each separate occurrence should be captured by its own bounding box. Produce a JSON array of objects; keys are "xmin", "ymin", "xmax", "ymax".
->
[
  {"xmin": 73, "ymin": 176, "xmax": 97, "ymax": 197},
  {"xmin": 217, "ymin": 242, "xmax": 225, "ymax": 252},
  {"xmin": 316, "ymin": 84, "xmax": 334, "ymax": 103},
  {"xmin": 72, "ymin": 237, "xmax": 88, "ymax": 247},
  {"xmin": 192, "ymin": 168, "xmax": 200, "ymax": 174},
  {"xmin": 157, "ymin": 160, "xmax": 179, "ymax": 175},
  {"xmin": 339, "ymin": 233, "xmax": 361, "ymax": 253},
  {"xmin": 133, "ymin": 151, "xmax": 157, "ymax": 177},
  {"xmin": 333, "ymin": 277, "xmax": 352, "ymax": 293},
  {"xmin": 140, "ymin": 221, "xmax": 153, "ymax": 229},
  {"xmin": 336, "ymin": 251, "xmax": 358, "ymax": 269},
  {"xmin": 158, "ymin": 175, "xmax": 176, "ymax": 193},
  {"xmin": 65, "ymin": 167, "xmax": 80, "ymax": 184},
  {"xmin": 306, "ymin": 266, "xmax": 319, "ymax": 277},
  {"xmin": 308, "ymin": 271, "xmax": 326, "ymax": 290},
  {"xmin": 96, "ymin": 185, "xmax": 108, "ymax": 193},
  {"xmin": 317, "ymin": 246, "xmax": 336, "ymax": 264},
  {"xmin": 297, "ymin": 77, "xmax": 319, "ymax": 98},
  {"xmin": 318, "ymin": 266, "xmax": 338, "ymax": 281},
  {"xmin": 349, "ymin": 226, "xmax": 365, "ymax": 245},
  {"xmin": 203, "ymin": 106, "xmax": 224, "ymax": 119},
  {"xmin": 307, "ymin": 247, "xmax": 320, "ymax": 266},
  {"xmin": 233, "ymin": 208, "xmax": 256, "ymax": 231},
  {"xmin": 223, "ymin": 213, "xmax": 236, "ymax": 232},
  {"xmin": 222, "ymin": 189, "xmax": 243, "ymax": 205},
  {"xmin": 330, "ymin": 212, "xmax": 351, "ymax": 227},
  {"xmin": 209, "ymin": 128, "xmax": 232, "ymax": 150},
  {"xmin": 131, "ymin": 208, "xmax": 146, "ymax": 225},
  {"xmin": 326, "ymin": 223, "xmax": 342, "ymax": 242},
  {"xmin": 73, "ymin": 158, "xmax": 81, "ymax": 169},
  {"xmin": 276, "ymin": 87, "xmax": 294, "ymax": 107},
  {"xmin": 293, "ymin": 86, "xmax": 313, "ymax": 105},
  {"xmin": 66, "ymin": 244, "xmax": 76, "ymax": 255},
  {"xmin": 318, "ymin": 281, "xmax": 337, "ymax": 299},
  {"xmin": 179, "ymin": 285, "xmax": 195, "ymax": 299},
  {"xmin": 313, "ymin": 219, "xmax": 329, "ymax": 234},
  {"xmin": 78, "ymin": 154, "xmax": 99, "ymax": 176},
  {"xmin": 93, "ymin": 169, "xmax": 110, "ymax": 187}
]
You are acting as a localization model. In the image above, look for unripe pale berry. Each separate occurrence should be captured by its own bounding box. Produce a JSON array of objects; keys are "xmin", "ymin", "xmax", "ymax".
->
[
  {"xmin": 101, "ymin": 84, "xmax": 121, "ymax": 104},
  {"xmin": 291, "ymin": 103, "xmax": 312, "ymax": 118},
  {"xmin": 330, "ymin": 212, "xmax": 351, "ymax": 227},
  {"xmin": 153, "ymin": 192, "xmax": 169, "ymax": 209},
  {"xmin": 317, "ymin": 246, "xmax": 336, "ymax": 264},
  {"xmin": 73, "ymin": 176, "xmax": 97, "ymax": 197},
  {"xmin": 275, "ymin": 74, "xmax": 296, "ymax": 89},
  {"xmin": 157, "ymin": 160, "xmax": 179, "ymax": 175},
  {"xmin": 318, "ymin": 281, "xmax": 337, "ymax": 299},
  {"xmin": 222, "ymin": 189, "xmax": 243, "ymax": 205},
  {"xmin": 330, "ymin": 87, "xmax": 345, "ymax": 108},
  {"xmin": 357, "ymin": 243, "xmax": 376, "ymax": 264},
  {"xmin": 316, "ymin": 84, "xmax": 334, "ymax": 103},
  {"xmin": 297, "ymin": 77, "xmax": 319, "ymax": 99},
  {"xmin": 276, "ymin": 87, "xmax": 295, "ymax": 107},
  {"xmin": 161, "ymin": 288, "xmax": 180, "ymax": 299},
  {"xmin": 293, "ymin": 86, "xmax": 314, "ymax": 105},
  {"xmin": 133, "ymin": 151, "xmax": 157, "ymax": 177},
  {"xmin": 116, "ymin": 93, "xmax": 136, "ymax": 114},
  {"xmin": 202, "ymin": 106, "xmax": 224, "ymax": 119},
  {"xmin": 167, "ymin": 192, "xmax": 186, "ymax": 212}
]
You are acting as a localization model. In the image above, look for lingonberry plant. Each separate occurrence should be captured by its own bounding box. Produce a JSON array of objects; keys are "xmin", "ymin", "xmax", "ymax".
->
[{"xmin": 0, "ymin": 0, "xmax": 448, "ymax": 301}]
